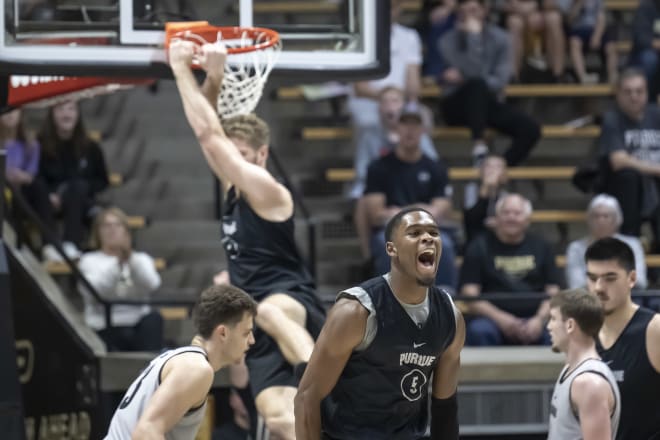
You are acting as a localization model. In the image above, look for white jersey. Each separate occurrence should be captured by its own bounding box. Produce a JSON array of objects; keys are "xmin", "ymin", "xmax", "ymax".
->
[
  {"xmin": 548, "ymin": 358, "xmax": 621, "ymax": 440},
  {"xmin": 104, "ymin": 346, "xmax": 208, "ymax": 440}
]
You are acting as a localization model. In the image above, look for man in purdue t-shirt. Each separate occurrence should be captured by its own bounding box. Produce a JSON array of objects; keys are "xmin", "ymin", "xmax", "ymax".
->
[
  {"xmin": 170, "ymin": 42, "xmax": 325, "ymax": 440},
  {"xmin": 460, "ymin": 193, "xmax": 561, "ymax": 346},
  {"xmin": 295, "ymin": 208, "xmax": 465, "ymax": 440},
  {"xmin": 599, "ymin": 67, "xmax": 660, "ymax": 245},
  {"xmin": 585, "ymin": 237, "xmax": 660, "ymax": 440}
]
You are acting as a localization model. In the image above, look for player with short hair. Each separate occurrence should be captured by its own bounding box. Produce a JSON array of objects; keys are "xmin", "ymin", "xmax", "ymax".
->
[
  {"xmin": 585, "ymin": 237, "xmax": 660, "ymax": 440},
  {"xmin": 546, "ymin": 288, "xmax": 620, "ymax": 440},
  {"xmin": 295, "ymin": 207, "xmax": 465, "ymax": 440},
  {"xmin": 104, "ymin": 284, "xmax": 257, "ymax": 440},
  {"xmin": 169, "ymin": 40, "xmax": 325, "ymax": 439}
]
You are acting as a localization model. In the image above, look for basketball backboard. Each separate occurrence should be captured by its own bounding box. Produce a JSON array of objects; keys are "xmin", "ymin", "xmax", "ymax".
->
[{"xmin": 0, "ymin": 0, "xmax": 389, "ymax": 80}]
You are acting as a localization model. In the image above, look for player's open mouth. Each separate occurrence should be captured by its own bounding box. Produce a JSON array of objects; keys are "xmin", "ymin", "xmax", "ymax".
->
[{"xmin": 417, "ymin": 250, "xmax": 435, "ymax": 268}]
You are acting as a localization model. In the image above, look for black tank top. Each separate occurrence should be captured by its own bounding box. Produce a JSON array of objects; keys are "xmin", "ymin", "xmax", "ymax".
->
[
  {"xmin": 596, "ymin": 307, "xmax": 660, "ymax": 440},
  {"xmin": 322, "ymin": 277, "xmax": 457, "ymax": 440},
  {"xmin": 221, "ymin": 187, "xmax": 315, "ymax": 299}
]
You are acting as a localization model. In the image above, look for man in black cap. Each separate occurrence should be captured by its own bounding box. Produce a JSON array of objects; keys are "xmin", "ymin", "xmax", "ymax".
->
[{"xmin": 360, "ymin": 104, "xmax": 457, "ymax": 288}]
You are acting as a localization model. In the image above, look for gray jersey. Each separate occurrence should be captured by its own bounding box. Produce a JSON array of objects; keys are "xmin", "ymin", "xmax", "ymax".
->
[
  {"xmin": 105, "ymin": 346, "xmax": 208, "ymax": 440},
  {"xmin": 548, "ymin": 358, "xmax": 621, "ymax": 440}
]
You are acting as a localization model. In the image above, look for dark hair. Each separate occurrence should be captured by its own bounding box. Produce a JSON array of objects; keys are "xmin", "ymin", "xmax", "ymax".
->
[
  {"xmin": 39, "ymin": 100, "xmax": 90, "ymax": 159},
  {"xmin": 384, "ymin": 207, "xmax": 434, "ymax": 242},
  {"xmin": 616, "ymin": 67, "xmax": 646, "ymax": 90},
  {"xmin": 193, "ymin": 285, "xmax": 258, "ymax": 339},
  {"xmin": 550, "ymin": 289, "xmax": 604, "ymax": 339},
  {"xmin": 584, "ymin": 237, "xmax": 635, "ymax": 272}
]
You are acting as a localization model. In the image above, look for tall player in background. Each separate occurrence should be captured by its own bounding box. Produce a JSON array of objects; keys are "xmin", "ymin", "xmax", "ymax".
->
[
  {"xmin": 169, "ymin": 41, "xmax": 325, "ymax": 440},
  {"xmin": 104, "ymin": 284, "xmax": 256, "ymax": 440},
  {"xmin": 295, "ymin": 208, "xmax": 464, "ymax": 440},
  {"xmin": 585, "ymin": 237, "xmax": 660, "ymax": 440}
]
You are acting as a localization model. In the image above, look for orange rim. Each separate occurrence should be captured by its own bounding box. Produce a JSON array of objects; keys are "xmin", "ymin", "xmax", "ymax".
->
[{"xmin": 165, "ymin": 22, "xmax": 280, "ymax": 54}]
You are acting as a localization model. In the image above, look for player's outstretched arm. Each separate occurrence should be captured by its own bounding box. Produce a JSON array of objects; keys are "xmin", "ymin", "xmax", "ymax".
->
[
  {"xmin": 294, "ymin": 298, "xmax": 368, "ymax": 440},
  {"xmin": 430, "ymin": 308, "xmax": 465, "ymax": 440},
  {"xmin": 571, "ymin": 373, "xmax": 615, "ymax": 440},
  {"xmin": 169, "ymin": 41, "xmax": 291, "ymax": 218},
  {"xmin": 131, "ymin": 354, "xmax": 214, "ymax": 440}
]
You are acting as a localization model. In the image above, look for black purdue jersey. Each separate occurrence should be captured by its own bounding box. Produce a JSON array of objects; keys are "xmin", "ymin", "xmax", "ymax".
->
[
  {"xmin": 596, "ymin": 307, "xmax": 660, "ymax": 440},
  {"xmin": 322, "ymin": 276, "xmax": 457, "ymax": 440},
  {"xmin": 221, "ymin": 187, "xmax": 315, "ymax": 299}
]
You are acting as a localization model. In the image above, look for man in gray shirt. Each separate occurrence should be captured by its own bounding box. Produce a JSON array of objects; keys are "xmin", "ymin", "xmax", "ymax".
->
[
  {"xmin": 439, "ymin": 0, "xmax": 540, "ymax": 165},
  {"xmin": 599, "ymin": 67, "xmax": 660, "ymax": 249}
]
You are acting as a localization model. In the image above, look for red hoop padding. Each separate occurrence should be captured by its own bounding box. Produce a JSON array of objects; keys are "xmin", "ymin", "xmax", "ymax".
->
[{"xmin": 165, "ymin": 21, "xmax": 280, "ymax": 54}]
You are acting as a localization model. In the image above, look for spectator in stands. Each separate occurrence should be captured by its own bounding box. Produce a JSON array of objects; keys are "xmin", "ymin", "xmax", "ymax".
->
[
  {"xmin": 599, "ymin": 68, "xmax": 660, "ymax": 250},
  {"xmin": 629, "ymin": 0, "xmax": 660, "ymax": 100},
  {"xmin": 504, "ymin": 0, "xmax": 566, "ymax": 82},
  {"xmin": 363, "ymin": 106, "xmax": 457, "ymax": 289},
  {"xmin": 351, "ymin": 87, "xmax": 439, "ymax": 263},
  {"xmin": 460, "ymin": 193, "xmax": 561, "ymax": 345},
  {"xmin": 438, "ymin": 0, "xmax": 541, "ymax": 166},
  {"xmin": 566, "ymin": 194, "xmax": 648, "ymax": 289},
  {"xmin": 348, "ymin": 0, "xmax": 423, "ymax": 129},
  {"xmin": 38, "ymin": 99, "xmax": 109, "ymax": 261},
  {"xmin": 416, "ymin": 0, "xmax": 457, "ymax": 78},
  {"xmin": 558, "ymin": 0, "xmax": 619, "ymax": 84},
  {"xmin": 79, "ymin": 207, "xmax": 163, "ymax": 352},
  {"xmin": 0, "ymin": 109, "xmax": 63, "ymax": 253},
  {"xmin": 1, "ymin": 108, "xmax": 40, "ymax": 190},
  {"xmin": 463, "ymin": 154, "xmax": 509, "ymax": 245}
]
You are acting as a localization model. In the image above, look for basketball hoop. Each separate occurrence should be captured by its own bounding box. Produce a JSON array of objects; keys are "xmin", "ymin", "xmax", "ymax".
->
[{"xmin": 165, "ymin": 22, "xmax": 281, "ymax": 119}]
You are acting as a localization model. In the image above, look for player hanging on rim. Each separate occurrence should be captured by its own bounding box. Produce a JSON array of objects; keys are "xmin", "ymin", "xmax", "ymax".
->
[{"xmin": 169, "ymin": 40, "xmax": 326, "ymax": 440}]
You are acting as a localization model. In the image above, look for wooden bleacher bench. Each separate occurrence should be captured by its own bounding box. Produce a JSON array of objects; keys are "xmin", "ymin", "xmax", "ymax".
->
[
  {"xmin": 277, "ymin": 82, "xmax": 614, "ymax": 101},
  {"xmin": 253, "ymin": 0, "xmax": 637, "ymax": 14},
  {"xmin": 326, "ymin": 165, "xmax": 576, "ymax": 182},
  {"xmin": 45, "ymin": 257, "xmax": 167, "ymax": 275},
  {"xmin": 302, "ymin": 124, "xmax": 601, "ymax": 141},
  {"xmin": 556, "ymin": 254, "xmax": 660, "ymax": 267},
  {"xmin": 449, "ymin": 209, "xmax": 585, "ymax": 223}
]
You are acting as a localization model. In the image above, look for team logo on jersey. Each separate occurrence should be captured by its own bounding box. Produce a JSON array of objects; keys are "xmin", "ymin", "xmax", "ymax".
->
[
  {"xmin": 221, "ymin": 220, "xmax": 240, "ymax": 259},
  {"xmin": 401, "ymin": 369, "xmax": 427, "ymax": 401},
  {"xmin": 222, "ymin": 221, "xmax": 237, "ymax": 236},
  {"xmin": 221, "ymin": 236, "xmax": 240, "ymax": 260}
]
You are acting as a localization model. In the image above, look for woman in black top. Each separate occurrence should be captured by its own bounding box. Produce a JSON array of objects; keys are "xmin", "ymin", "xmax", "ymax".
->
[{"xmin": 37, "ymin": 99, "xmax": 109, "ymax": 261}]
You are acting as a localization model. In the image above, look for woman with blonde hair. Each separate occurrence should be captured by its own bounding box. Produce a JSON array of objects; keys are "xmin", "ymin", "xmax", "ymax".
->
[{"xmin": 78, "ymin": 207, "xmax": 163, "ymax": 351}]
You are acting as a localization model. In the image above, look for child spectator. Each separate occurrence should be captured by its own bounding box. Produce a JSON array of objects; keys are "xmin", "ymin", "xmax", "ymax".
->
[{"xmin": 559, "ymin": 0, "xmax": 619, "ymax": 83}]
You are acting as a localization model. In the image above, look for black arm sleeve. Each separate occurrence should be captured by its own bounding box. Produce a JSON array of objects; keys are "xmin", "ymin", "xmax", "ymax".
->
[{"xmin": 430, "ymin": 393, "xmax": 459, "ymax": 440}]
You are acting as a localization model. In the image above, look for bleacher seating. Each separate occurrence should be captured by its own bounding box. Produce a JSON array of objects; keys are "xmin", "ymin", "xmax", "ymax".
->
[
  {"xmin": 302, "ymin": 125, "xmax": 601, "ymax": 141},
  {"xmin": 277, "ymin": 83, "xmax": 615, "ymax": 100}
]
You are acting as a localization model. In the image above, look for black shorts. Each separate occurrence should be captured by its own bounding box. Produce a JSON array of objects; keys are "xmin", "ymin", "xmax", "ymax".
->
[{"xmin": 246, "ymin": 286, "xmax": 326, "ymax": 397}]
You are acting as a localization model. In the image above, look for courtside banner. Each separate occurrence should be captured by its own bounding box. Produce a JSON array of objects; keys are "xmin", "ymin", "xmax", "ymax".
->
[{"xmin": 6, "ymin": 75, "xmax": 154, "ymax": 107}]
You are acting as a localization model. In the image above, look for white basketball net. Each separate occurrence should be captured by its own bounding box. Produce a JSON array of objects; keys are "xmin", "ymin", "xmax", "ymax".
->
[{"xmin": 182, "ymin": 29, "xmax": 281, "ymax": 118}]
